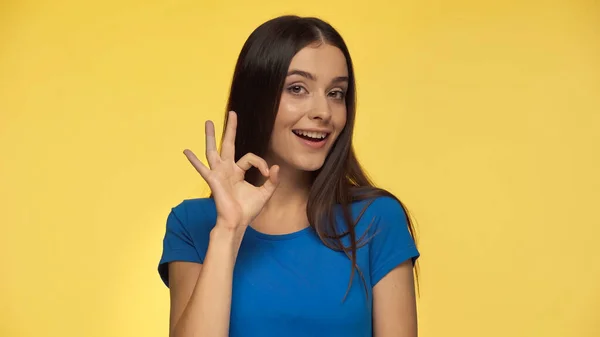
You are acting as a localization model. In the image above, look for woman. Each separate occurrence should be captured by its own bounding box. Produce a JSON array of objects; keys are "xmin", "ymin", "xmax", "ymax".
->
[{"xmin": 158, "ymin": 15, "xmax": 420, "ymax": 337}]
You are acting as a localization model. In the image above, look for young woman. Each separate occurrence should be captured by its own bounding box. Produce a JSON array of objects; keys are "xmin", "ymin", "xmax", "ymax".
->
[{"xmin": 158, "ymin": 15, "xmax": 420, "ymax": 337}]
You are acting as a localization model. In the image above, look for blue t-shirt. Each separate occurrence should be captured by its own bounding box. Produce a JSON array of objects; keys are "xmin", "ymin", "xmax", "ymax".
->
[{"xmin": 158, "ymin": 196, "xmax": 419, "ymax": 337}]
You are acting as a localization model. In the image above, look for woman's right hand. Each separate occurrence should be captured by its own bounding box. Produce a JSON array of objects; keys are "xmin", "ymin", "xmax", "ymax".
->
[{"xmin": 183, "ymin": 111, "xmax": 279, "ymax": 231}]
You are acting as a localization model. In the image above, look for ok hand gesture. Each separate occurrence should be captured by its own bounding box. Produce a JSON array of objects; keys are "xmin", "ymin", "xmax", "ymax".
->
[{"xmin": 183, "ymin": 111, "xmax": 279, "ymax": 230}]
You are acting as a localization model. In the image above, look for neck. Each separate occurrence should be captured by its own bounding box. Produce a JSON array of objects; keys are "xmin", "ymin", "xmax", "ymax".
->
[
  {"xmin": 252, "ymin": 158, "xmax": 314, "ymax": 234},
  {"xmin": 266, "ymin": 164, "xmax": 312, "ymax": 209}
]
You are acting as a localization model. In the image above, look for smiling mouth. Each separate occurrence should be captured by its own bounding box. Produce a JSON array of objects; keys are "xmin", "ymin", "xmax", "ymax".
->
[{"xmin": 292, "ymin": 130, "xmax": 330, "ymax": 142}]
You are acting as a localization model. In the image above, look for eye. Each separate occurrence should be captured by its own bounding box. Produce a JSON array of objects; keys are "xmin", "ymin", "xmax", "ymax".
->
[
  {"xmin": 287, "ymin": 85, "xmax": 307, "ymax": 95},
  {"xmin": 329, "ymin": 90, "xmax": 346, "ymax": 100}
]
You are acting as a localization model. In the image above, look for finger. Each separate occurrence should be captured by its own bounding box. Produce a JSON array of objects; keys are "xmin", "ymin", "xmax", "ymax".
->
[
  {"xmin": 236, "ymin": 153, "xmax": 269, "ymax": 176},
  {"xmin": 260, "ymin": 165, "xmax": 280, "ymax": 197},
  {"xmin": 183, "ymin": 149, "xmax": 210, "ymax": 178},
  {"xmin": 205, "ymin": 120, "xmax": 219, "ymax": 167},
  {"xmin": 220, "ymin": 111, "xmax": 237, "ymax": 161}
]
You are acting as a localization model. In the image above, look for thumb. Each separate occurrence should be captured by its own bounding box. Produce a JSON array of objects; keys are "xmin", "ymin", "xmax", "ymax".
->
[{"xmin": 260, "ymin": 165, "xmax": 280, "ymax": 197}]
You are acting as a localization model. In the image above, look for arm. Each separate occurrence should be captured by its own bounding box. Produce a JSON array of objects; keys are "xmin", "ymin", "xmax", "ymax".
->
[
  {"xmin": 168, "ymin": 224, "xmax": 244, "ymax": 337},
  {"xmin": 372, "ymin": 260, "xmax": 418, "ymax": 337},
  {"xmin": 165, "ymin": 112, "xmax": 279, "ymax": 337}
]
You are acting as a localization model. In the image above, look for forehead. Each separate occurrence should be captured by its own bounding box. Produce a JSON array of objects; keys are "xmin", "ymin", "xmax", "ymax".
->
[{"xmin": 288, "ymin": 43, "xmax": 348, "ymax": 78}]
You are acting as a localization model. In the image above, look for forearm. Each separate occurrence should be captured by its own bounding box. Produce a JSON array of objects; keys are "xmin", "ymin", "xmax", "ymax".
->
[{"xmin": 171, "ymin": 222, "xmax": 244, "ymax": 337}]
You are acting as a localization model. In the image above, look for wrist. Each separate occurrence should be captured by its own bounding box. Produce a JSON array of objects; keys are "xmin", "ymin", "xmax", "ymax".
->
[{"xmin": 210, "ymin": 221, "xmax": 246, "ymax": 249}]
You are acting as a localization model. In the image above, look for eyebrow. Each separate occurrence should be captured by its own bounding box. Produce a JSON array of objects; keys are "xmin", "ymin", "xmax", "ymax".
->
[{"xmin": 287, "ymin": 69, "xmax": 349, "ymax": 84}]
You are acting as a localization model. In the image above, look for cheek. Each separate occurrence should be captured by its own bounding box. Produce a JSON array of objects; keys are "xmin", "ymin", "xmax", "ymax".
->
[
  {"xmin": 334, "ymin": 106, "xmax": 348, "ymax": 130},
  {"xmin": 278, "ymin": 95, "xmax": 310, "ymax": 117},
  {"xmin": 272, "ymin": 95, "xmax": 310, "ymax": 139},
  {"xmin": 270, "ymin": 98, "xmax": 300, "ymax": 149},
  {"xmin": 269, "ymin": 125, "xmax": 289, "ymax": 151}
]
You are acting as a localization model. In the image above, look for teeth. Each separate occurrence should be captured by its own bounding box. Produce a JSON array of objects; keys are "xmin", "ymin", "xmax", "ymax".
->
[{"xmin": 294, "ymin": 130, "xmax": 328, "ymax": 139}]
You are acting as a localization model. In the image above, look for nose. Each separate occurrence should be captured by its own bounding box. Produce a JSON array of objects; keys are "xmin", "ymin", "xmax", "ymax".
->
[{"xmin": 307, "ymin": 93, "xmax": 332, "ymax": 122}]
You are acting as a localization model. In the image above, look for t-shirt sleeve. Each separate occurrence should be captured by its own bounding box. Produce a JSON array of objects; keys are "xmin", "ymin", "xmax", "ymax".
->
[
  {"xmin": 369, "ymin": 197, "xmax": 420, "ymax": 287},
  {"xmin": 158, "ymin": 201, "xmax": 203, "ymax": 287}
]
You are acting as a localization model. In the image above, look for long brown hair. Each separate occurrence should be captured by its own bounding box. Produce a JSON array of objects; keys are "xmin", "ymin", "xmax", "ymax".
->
[{"xmin": 221, "ymin": 15, "xmax": 418, "ymax": 299}]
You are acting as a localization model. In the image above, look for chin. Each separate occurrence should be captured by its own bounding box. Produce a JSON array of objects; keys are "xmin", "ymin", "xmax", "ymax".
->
[
  {"xmin": 297, "ymin": 163, "xmax": 324, "ymax": 172},
  {"xmin": 291, "ymin": 155, "xmax": 327, "ymax": 172}
]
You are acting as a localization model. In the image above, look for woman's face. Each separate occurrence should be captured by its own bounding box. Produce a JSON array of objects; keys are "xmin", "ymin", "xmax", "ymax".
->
[{"xmin": 267, "ymin": 43, "xmax": 349, "ymax": 172}]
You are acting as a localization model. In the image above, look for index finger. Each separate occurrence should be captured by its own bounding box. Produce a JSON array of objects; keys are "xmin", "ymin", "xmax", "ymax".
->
[
  {"xmin": 183, "ymin": 149, "xmax": 210, "ymax": 178},
  {"xmin": 220, "ymin": 111, "xmax": 237, "ymax": 161}
]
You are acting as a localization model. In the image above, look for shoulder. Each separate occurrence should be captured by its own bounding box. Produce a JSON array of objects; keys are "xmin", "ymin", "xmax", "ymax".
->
[
  {"xmin": 165, "ymin": 197, "xmax": 218, "ymax": 241},
  {"xmin": 351, "ymin": 196, "xmax": 419, "ymax": 285},
  {"xmin": 350, "ymin": 195, "xmax": 409, "ymax": 228},
  {"xmin": 350, "ymin": 195, "xmax": 417, "ymax": 253},
  {"xmin": 171, "ymin": 197, "xmax": 217, "ymax": 227},
  {"xmin": 357, "ymin": 195, "xmax": 406, "ymax": 213},
  {"xmin": 158, "ymin": 197, "xmax": 217, "ymax": 285}
]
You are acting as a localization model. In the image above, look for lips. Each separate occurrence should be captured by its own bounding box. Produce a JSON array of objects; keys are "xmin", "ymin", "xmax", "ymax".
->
[
  {"xmin": 292, "ymin": 129, "xmax": 331, "ymax": 149},
  {"xmin": 292, "ymin": 130, "xmax": 330, "ymax": 141}
]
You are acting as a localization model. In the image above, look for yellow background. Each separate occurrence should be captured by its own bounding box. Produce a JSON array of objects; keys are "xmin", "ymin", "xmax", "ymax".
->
[{"xmin": 1, "ymin": 0, "xmax": 599, "ymax": 336}]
